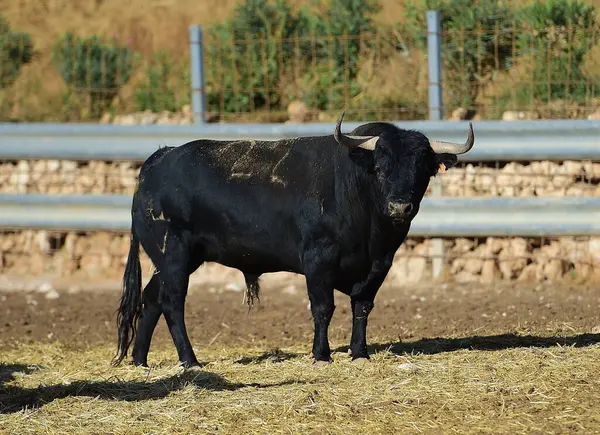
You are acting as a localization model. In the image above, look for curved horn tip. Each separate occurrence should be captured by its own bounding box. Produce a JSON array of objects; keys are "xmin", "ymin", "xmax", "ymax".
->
[
  {"xmin": 466, "ymin": 121, "xmax": 475, "ymax": 148},
  {"xmin": 337, "ymin": 111, "xmax": 345, "ymax": 127},
  {"xmin": 334, "ymin": 111, "xmax": 346, "ymax": 143}
]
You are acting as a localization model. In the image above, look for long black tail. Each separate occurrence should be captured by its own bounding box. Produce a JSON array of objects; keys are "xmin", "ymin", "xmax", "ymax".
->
[{"xmin": 112, "ymin": 228, "xmax": 142, "ymax": 366}]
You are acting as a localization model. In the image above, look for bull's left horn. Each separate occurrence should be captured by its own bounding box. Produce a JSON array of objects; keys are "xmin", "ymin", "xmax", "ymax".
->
[
  {"xmin": 429, "ymin": 122, "xmax": 475, "ymax": 155},
  {"xmin": 334, "ymin": 111, "xmax": 379, "ymax": 151}
]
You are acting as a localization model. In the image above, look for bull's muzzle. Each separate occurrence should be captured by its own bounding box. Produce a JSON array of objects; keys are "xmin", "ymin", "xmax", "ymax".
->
[{"xmin": 388, "ymin": 202, "xmax": 414, "ymax": 220}]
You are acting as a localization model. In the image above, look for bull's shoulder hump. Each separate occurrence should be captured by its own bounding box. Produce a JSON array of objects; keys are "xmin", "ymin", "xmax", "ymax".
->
[{"xmin": 141, "ymin": 145, "xmax": 176, "ymax": 170}]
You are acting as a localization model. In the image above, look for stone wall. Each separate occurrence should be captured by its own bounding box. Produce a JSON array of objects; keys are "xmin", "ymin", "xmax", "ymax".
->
[
  {"xmin": 2, "ymin": 159, "xmax": 598, "ymax": 197},
  {"xmin": 441, "ymin": 161, "xmax": 599, "ymax": 198},
  {"xmin": 0, "ymin": 160, "xmax": 139, "ymax": 195},
  {"xmin": 0, "ymin": 230, "xmax": 598, "ymax": 287}
]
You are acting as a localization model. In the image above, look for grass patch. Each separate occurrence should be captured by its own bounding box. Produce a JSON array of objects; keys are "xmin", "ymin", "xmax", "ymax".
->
[{"xmin": 2, "ymin": 334, "xmax": 600, "ymax": 433}]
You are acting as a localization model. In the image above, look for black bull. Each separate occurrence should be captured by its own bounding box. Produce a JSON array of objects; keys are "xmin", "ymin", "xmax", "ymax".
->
[{"xmin": 113, "ymin": 112, "xmax": 475, "ymax": 367}]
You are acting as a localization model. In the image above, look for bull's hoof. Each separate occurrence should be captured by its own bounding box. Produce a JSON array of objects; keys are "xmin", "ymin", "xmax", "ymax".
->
[
  {"xmin": 180, "ymin": 359, "xmax": 203, "ymax": 369},
  {"xmin": 313, "ymin": 359, "xmax": 332, "ymax": 367},
  {"xmin": 133, "ymin": 361, "xmax": 149, "ymax": 368},
  {"xmin": 352, "ymin": 357, "xmax": 370, "ymax": 366}
]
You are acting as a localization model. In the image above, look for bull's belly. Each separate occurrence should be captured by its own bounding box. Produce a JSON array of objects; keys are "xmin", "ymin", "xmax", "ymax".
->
[
  {"xmin": 193, "ymin": 237, "xmax": 372, "ymax": 282},
  {"xmin": 212, "ymin": 253, "xmax": 300, "ymax": 275},
  {"xmin": 196, "ymin": 236, "xmax": 302, "ymax": 275},
  {"xmin": 190, "ymin": 238, "xmax": 377, "ymax": 297}
]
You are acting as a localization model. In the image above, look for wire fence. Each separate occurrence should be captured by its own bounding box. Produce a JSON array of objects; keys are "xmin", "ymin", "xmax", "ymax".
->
[
  {"xmin": 442, "ymin": 24, "xmax": 600, "ymax": 120},
  {"xmin": 2, "ymin": 23, "xmax": 600, "ymax": 123}
]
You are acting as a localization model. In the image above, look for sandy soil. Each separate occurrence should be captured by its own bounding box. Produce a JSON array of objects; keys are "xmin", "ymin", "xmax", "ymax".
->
[{"xmin": 2, "ymin": 279, "xmax": 599, "ymax": 358}]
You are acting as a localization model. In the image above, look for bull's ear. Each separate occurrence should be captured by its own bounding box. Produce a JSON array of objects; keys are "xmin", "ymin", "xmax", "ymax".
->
[{"xmin": 435, "ymin": 153, "xmax": 458, "ymax": 174}]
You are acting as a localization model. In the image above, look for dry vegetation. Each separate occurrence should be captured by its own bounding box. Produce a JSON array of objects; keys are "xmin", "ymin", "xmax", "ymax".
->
[
  {"xmin": 3, "ymin": 0, "xmax": 600, "ymax": 121},
  {"xmin": 0, "ymin": 0, "xmax": 391, "ymax": 121},
  {"xmin": 4, "ymin": 0, "xmax": 598, "ymax": 56},
  {"xmin": 0, "ymin": 0, "xmax": 239, "ymax": 121},
  {"xmin": 2, "ymin": 338, "xmax": 600, "ymax": 433}
]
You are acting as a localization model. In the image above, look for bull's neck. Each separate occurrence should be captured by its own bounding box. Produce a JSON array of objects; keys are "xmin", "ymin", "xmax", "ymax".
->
[
  {"xmin": 332, "ymin": 147, "xmax": 386, "ymax": 224},
  {"xmin": 331, "ymin": 146, "xmax": 408, "ymax": 253}
]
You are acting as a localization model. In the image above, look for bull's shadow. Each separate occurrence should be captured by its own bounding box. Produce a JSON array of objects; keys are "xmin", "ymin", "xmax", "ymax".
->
[
  {"xmin": 0, "ymin": 363, "xmax": 40, "ymax": 385},
  {"xmin": 235, "ymin": 348, "xmax": 299, "ymax": 365},
  {"xmin": 0, "ymin": 362, "xmax": 301, "ymax": 415},
  {"xmin": 336, "ymin": 332, "xmax": 600, "ymax": 356},
  {"xmin": 235, "ymin": 332, "xmax": 600, "ymax": 365}
]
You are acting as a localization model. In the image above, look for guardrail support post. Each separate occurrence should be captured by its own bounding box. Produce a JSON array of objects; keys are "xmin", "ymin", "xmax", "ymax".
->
[
  {"xmin": 189, "ymin": 25, "xmax": 206, "ymax": 124},
  {"xmin": 427, "ymin": 10, "xmax": 443, "ymax": 121},
  {"xmin": 427, "ymin": 10, "xmax": 445, "ymax": 278}
]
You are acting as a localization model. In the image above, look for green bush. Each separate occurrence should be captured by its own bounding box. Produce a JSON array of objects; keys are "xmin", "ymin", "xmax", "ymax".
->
[
  {"xmin": 204, "ymin": 0, "xmax": 314, "ymax": 114},
  {"xmin": 52, "ymin": 32, "xmax": 135, "ymax": 118},
  {"xmin": 0, "ymin": 15, "xmax": 34, "ymax": 89},
  {"xmin": 511, "ymin": 0, "xmax": 599, "ymax": 106},
  {"xmin": 134, "ymin": 51, "xmax": 189, "ymax": 113},
  {"xmin": 203, "ymin": 0, "xmax": 380, "ymax": 116},
  {"xmin": 299, "ymin": 0, "xmax": 380, "ymax": 113},
  {"xmin": 309, "ymin": 0, "xmax": 380, "ymax": 79},
  {"xmin": 299, "ymin": 64, "xmax": 348, "ymax": 112},
  {"xmin": 401, "ymin": 0, "xmax": 516, "ymax": 110}
]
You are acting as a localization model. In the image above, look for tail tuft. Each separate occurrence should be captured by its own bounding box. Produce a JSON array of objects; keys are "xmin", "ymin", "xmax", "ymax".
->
[
  {"xmin": 112, "ymin": 230, "xmax": 142, "ymax": 366},
  {"xmin": 243, "ymin": 273, "xmax": 261, "ymax": 310}
]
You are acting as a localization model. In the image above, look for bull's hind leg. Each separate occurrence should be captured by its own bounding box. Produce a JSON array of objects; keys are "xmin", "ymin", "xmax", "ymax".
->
[
  {"xmin": 158, "ymin": 229, "xmax": 200, "ymax": 368},
  {"xmin": 131, "ymin": 274, "xmax": 161, "ymax": 366},
  {"xmin": 132, "ymin": 256, "xmax": 205, "ymax": 367}
]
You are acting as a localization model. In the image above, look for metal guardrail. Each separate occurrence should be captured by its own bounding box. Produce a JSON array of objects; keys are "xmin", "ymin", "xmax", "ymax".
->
[
  {"xmin": 0, "ymin": 194, "xmax": 598, "ymax": 237},
  {"xmin": 1, "ymin": 120, "xmax": 599, "ymax": 162}
]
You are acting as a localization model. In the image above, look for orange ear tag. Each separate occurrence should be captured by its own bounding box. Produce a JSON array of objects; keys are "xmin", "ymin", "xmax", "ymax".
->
[{"xmin": 439, "ymin": 162, "xmax": 447, "ymax": 173}]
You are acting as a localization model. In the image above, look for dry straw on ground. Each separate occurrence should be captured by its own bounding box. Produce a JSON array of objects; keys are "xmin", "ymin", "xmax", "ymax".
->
[{"xmin": 2, "ymin": 335, "xmax": 600, "ymax": 434}]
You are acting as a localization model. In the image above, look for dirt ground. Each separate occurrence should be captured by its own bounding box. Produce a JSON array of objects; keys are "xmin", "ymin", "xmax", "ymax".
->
[{"xmin": 2, "ymin": 278, "xmax": 600, "ymax": 358}]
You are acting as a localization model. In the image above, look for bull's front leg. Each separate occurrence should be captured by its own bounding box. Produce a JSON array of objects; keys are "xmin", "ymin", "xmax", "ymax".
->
[
  {"xmin": 307, "ymin": 280, "xmax": 335, "ymax": 364},
  {"xmin": 349, "ymin": 254, "xmax": 394, "ymax": 361},
  {"xmin": 349, "ymin": 298, "xmax": 375, "ymax": 360},
  {"xmin": 304, "ymin": 247, "xmax": 337, "ymax": 364}
]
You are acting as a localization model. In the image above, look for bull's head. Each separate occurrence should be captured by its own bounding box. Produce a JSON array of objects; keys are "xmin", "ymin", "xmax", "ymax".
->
[{"xmin": 334, "ymin": 111, "xmax": 475, "ymax": 224}]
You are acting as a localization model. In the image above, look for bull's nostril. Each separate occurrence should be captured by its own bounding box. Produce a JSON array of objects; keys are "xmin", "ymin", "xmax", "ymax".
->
[{"xmin": 389, "ymin": 202, "xmax": 414, "ymax": 217}]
